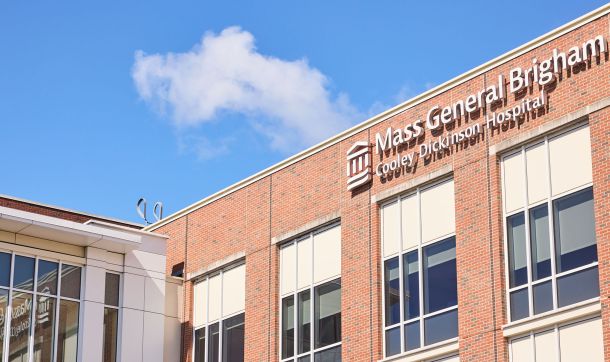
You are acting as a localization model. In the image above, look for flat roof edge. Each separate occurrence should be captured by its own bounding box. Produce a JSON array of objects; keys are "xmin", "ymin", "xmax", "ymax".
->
[
  {"xmin": 0, "ymin": 194, "xmax": 144, "ymax": 228},
  {"xmin": 145, "ymin": 3, "xmax": 610, "ymax": 232}
]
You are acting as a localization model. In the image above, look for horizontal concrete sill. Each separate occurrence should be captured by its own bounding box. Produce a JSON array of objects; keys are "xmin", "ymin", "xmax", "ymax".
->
[
  {"xmin": 380, "ymin": 339, "xmax": 458, "ymax": 362},
  {"xmin": 502, "ymin": 298, "xmax": 600, "ymax": 337},
  {"xmin": 187, "ymin": 251, "xmax": 245, "ymax": 281},
  {"xmin": 271, "ymin": 211, "xmax": 340, "ymax": 245},
  {"xmin": 489, "ymin": 96, "xmax": 610, "ymax": 156},
  {"xmin": 371, "ymin": 164, "xmax": 453, "ymax": 204}
]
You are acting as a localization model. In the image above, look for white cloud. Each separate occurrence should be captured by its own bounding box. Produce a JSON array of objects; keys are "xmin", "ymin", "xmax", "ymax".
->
[{"xmin": 132, "ymin": 27, "xmax": 360, "ymax": 152}]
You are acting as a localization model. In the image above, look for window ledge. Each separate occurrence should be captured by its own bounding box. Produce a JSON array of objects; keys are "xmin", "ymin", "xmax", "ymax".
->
[
  {"xmin": 379, "ymin": 339, "xmax": 458, "ymax": 362},
  {"xmin": 502, "ymin": 298, "xmax": 600, "ymax": 337}
]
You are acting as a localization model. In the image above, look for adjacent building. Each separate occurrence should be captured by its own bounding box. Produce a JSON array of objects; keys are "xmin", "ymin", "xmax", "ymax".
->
[{"xmin": 0, "ymin": 195, "xmax": 180, "ymax": 362}]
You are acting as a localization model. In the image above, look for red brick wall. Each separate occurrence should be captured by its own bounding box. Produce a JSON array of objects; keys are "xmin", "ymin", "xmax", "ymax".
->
[
  {"xmin": 155, "ymin": 13, "xmax": 610, "ymax": 362},
  {"xmin": 590, "ymin": 106, "xmax": 610, "ymax": 362}
]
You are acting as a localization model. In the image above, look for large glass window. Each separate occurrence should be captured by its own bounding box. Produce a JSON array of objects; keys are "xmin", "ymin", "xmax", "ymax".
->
[
  {"xmin": 280, "ymin": 224, "xmax": 342, "ymax": 362},
  {"xmin": 501, "ymin": 125, "xmax": 598, "ymax": 323},
  {"xmin": 193, "ymin": 263, "xmax": 245, "ymax": 362},
  {"xmin": 0, "ymin": 252, "xmax": 81, "ymax": 362},
  {"xmin": 382, "ymin": 179, "xmax": 458, "ymax": 358}
]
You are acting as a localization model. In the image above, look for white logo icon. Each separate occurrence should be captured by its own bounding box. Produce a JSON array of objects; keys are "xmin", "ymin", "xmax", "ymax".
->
[{"xmin": 346, "ymin": 141, "xmax": 372, "ymax": 191}]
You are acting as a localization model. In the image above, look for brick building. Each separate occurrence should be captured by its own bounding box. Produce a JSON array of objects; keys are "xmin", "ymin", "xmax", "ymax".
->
[{"xmin": 146, "ymin": 5, "xmax": 610, "ymax": 362}]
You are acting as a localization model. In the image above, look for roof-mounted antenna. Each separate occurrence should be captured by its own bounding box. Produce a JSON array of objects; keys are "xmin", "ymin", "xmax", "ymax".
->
[{"xmin": 136, "ymin": 197, "xmax": 163, "ymax": 224}]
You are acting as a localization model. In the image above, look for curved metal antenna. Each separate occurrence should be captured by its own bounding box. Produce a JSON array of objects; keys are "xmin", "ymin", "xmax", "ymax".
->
[
  {"xmin": 136, "ymin": 198, "xmax": 151, "ymax": 224},
  {"xmin": 153, "ymin": 202, "xmax": 164, "ymax": 222}
]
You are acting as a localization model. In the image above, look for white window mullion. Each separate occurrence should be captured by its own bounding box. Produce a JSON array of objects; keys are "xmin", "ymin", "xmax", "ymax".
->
[
  {"xmin": 555, "ymin": 325, "xmax": 561, "ymax": 362},
  {"xmin": 397, "ymin": 196, "xmax": 405, "ymax": 354},
  {"xmin": 522, "ymin": 148, "xmax": 534, "ymax": 317},
  {"xmin": 544, "ymin": 138, "xmax": 559, "ymax": 310},
  {"xmin": 309, "ymin": 234, "xmax": 314, "ymax": 360},
  {"xmin": 3, "ymin": 253, "xmax": 16, "ymax": 362},
  {"xmin": 52, "ymin": 262, "xmax": 63, "ymax": 362},
  {"xmin": 204, "ymin": 277, "xmax": 209, "ymax": 362},
  {"xmin": 218, "ymin": 271, "xmax": 224, "ymax": 362},
  {"xmin": 26, "ymin": 258, "xmax": 39, "ymax": 362},
  {"xmin": 293, "ymin": 242, "xmax": 298, "ymax": 360},
  {"xmin": 501, "ymin": 159, "xmax": 514, "ymax": 323},
  {"xmin": 417, "ymin": 190, "xmax": 425, "ymax": 349}
]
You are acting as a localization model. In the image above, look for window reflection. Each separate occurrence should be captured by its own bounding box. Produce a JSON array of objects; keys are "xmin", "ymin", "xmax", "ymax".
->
[
  {"xmin": 102, "ymin": 308, "xmax": 118, "ymax": 362},
  {"xmin": 554, "ymin": 188, "xmax": 597, "ymax": 273},
  {"xmin": 222, "ymin": 313, "xmax": 244, "ymax": 362},
  {"xmin": 194, "ymin": 328, "xmax": 205, "ymax": 362},
  {"xmin": 403, "ymin": 252, "xmax": 419, "ymax": 320},
  {"xmin": 13, "ymin": 256, "xmax": 35, "ymax": 291},
  {"xmin": 314, "ymin": 279, "xmax": 341, "ymax": 349},
  {"xmin": 281, "ymin": 296, "xmax": 294, "ymax": 359},
  {"xmin": 530, "ymin": 206, "xmax": 551, "ymax": 280},
  {"xmin": 60, "ymin": 265, "xmax": 81, "ymax": 300},
  {"xmin": 423, "ymin": 238, "xmax": 457, "ymax": 314},
  {"xmin": 298, "ymin": 291, "xmax": 311, "ymax": 354},
  {"xmin": 0, "ymin": 256, "xmax": 81, "ymax": 362},
  {"xmin": 104, "ymin": 274, "xmax": 120, "ymax": 307},
  {"xmin": 507, "ymin": 214, "xmax": 527, "ymax": 288},
  {"xmin": 37, "ymin": 261, "xmax": 58, "ymax": 295},
  {"xmin": 33, "ymin": 296, "xmax": 56, "ymax": 362},
  {"xmin": 384, "ymin": 258, "xmax": 399, "ymax": 326},
  {"xmin": 57, "ymin": 300, "xmax": 79, "ymax": 362},
  {"xmin": 9, "ymin": 292, "xmax": 33, "ymax": 362},
  {"xmin": 207, "ymin": 322, "xmax": 219, "ymax": 362},
  {"xmin": 0, "ymin": 289, "xmax": 8, "ymax": 362},
  {"xmin": 0, "ymin": 253, "xmax": 11, "ymax": 287}
]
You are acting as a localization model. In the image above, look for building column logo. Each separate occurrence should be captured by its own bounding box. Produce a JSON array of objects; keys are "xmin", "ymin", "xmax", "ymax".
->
[{"xmin": 346, "ymin": 141, "xmax": 372, "ymax": 191}]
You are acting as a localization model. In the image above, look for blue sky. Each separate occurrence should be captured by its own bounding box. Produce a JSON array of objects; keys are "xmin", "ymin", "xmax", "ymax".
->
[{"xmin": 0, "ymin": 1, "xmax": 606, "ymax": 223}]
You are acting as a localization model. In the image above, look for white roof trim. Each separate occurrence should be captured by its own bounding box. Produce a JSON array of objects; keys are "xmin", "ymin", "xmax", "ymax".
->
[
  {"xmin": 0, "ymin": 206, "xmax": 143, "ymax": 252},
  {"xmin": 145, "ymin": 3, "xmax": 610, "ymax": 231}
]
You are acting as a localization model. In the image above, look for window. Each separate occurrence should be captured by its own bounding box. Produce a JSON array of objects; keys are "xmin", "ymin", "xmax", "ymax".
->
[
  {"xmin": 103, "ymin": 273, "xmax": 120, "ymax": 362},
  {"xmin": 381, "ymin": 179, "xmax": 458, "ymax": 358},
  {"xmin": 509, "ymin": 316, "xmax": 603, "ymax": 361},
  {"xmin": 0, "ymin": 251, "xmax": 82, "ymax": 362},
  {"xmin": 193, "ymin": 263, "xmax": 245, "ymax": 362},
  {"xmin": 501, "ymin": 125, "xmax": 598, "ymax": 322},
  {"xmin": 279, "ymin": 223, "xmax": 342, "ymax": 362}
]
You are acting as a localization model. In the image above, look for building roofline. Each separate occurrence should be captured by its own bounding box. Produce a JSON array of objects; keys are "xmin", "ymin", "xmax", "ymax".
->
[
  {"xmin": 145, "ymin": 3, "xmax": 610, "ymax": 232},
  {"xmin": 0, "ymin": 194, "xmax": 144, "ymax": 229}
]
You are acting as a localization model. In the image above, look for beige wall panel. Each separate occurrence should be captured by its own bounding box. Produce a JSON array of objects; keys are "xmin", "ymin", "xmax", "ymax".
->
[
  {"xmin": 421, "ymin": 180, "xmax": 455, "ymax": 243},
  {"xmin": 192, "ymin": 279, "xmax": 207, "ymax": 328},
  {"xmin": 401, "ymin": 194, "xmax": 419, "ymax": 251},
  {"xmin": 525, "ymin": 143, "xmax": 549, "ymax": 205},
  {"xmin": 534, "ymin": 330, "xmax": 556, "ymax": 362},
  {"xmin": 222, "ymin": 264, "xmax": 245, "ymax": 316},
  {"xmin": 208, "ymin": 274, "xmax": 221, "ymax": 322},
  {"xmin": 549, "ymin": 126, "xmax": 593, "ymax": 196},
  {"xmin": 313, "ymin": 225, "xmax": 341, "ymax": 283},
  {"xmin": 382, "ymin": 201, "xmax": 400, "ymax": 258},
  {"xmin": 297, "ymin": 236, "xmax": 312, "ymax": 290},
  {"xmin": 510, "ymin": 336, "xmax": 533, "ymax": 362},
  {"xmin": 559, "ymin": 317, "xmax": 604, "ymax": 362},
  {"xmin": 280, "ymin": 243, "xmax": 296, "ymax": 295},
  {"xmin": 503, "ymin": 152, "xmax": 526, "ymax": 214}
]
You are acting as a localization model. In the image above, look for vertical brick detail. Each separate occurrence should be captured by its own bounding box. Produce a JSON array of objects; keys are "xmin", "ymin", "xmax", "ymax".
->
[{"xmin": 590, "ymin": 107, "xmax": 610, "ymax": 362}]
